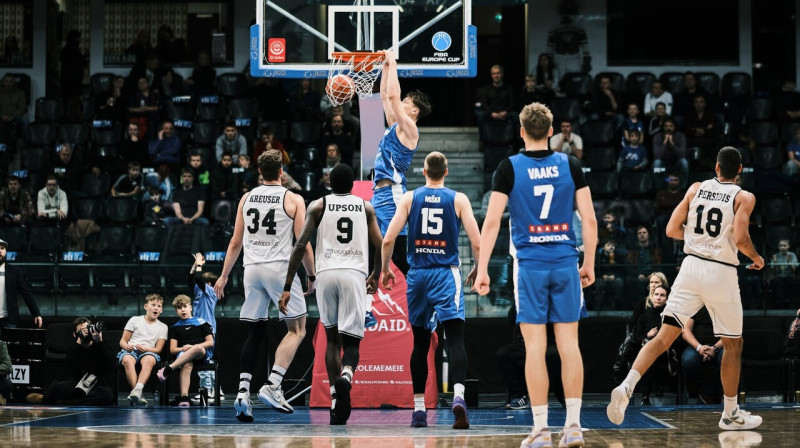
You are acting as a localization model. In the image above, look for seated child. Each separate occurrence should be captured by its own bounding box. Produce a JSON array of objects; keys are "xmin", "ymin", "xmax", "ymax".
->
[
  {"xmin": 118, "ymin": 293, "xmax": 169, "ymax": 406},
  {"xmin": 157, "ymin": 294, "xmax": 214, "ymax": 407}
]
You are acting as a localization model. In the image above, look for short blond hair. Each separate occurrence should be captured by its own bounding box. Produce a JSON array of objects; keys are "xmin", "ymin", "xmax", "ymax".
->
[
  {"xmin": 424, "ymin": 151, "xmax": 448, "ymax": 180},
  {"xmin": 144, "ymin": 293, "xmax": 164, "ymax": 305},
  {"xmin": 172, "ymin": 294, "xmax": 192, "ymax": 308},
  {"xmin": 519, "ymin": 102, "xmax": 553, "ymax": 140}
]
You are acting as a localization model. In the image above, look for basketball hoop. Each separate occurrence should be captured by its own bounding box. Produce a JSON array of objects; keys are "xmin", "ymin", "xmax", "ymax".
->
[{"xmin": 327, "ymin": 51, "xmax": 385, "ymax": 105}]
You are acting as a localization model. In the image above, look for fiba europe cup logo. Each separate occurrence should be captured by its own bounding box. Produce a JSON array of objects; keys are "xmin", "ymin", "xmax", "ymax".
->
[{"xmin": 431, "ymin": 31, "xmax": 452, "ymax": 52}]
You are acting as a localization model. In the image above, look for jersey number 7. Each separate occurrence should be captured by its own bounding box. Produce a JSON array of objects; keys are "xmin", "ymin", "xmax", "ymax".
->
[{"xmin": 533, "ymin": 184, "xmax": 554, "ymax": 220}]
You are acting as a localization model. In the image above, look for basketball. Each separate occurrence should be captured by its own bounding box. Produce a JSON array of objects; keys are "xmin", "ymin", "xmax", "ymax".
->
[{"xmin": 326, "ymin": 74, "xmax": 355, "ymax": 104}]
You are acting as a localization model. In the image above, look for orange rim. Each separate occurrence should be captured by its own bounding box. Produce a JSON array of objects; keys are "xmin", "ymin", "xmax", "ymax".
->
[{"xmin": 331, "ymin": 51, "xmax": 385, "ymax": 72}]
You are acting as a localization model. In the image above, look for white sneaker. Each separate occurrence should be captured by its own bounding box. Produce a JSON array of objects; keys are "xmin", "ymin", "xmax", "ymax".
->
[
  {"xmin": 607, "ymin": 384, "xmax": 632, "ymax": 425},
  {"xmin": 558, "ymin": 423, "xmax": 585, "ymax": 447},
  {"xmin": 127, "ymin": 388, "xmax": 147, "ymax": 406},
  {"xmin": 234, "ymin": 393, "xmax": 254, "ymax": 423},
  {"xmin": 718, "ymin": 407, "xmax": 763, "ymax": 431},
  {"xmin": 520, "ymin": 428, "xmax": 552, "ymax": 448},
  {"xmin": 258, "ymin": 384, "xmax": 294, "ymax": 413}
]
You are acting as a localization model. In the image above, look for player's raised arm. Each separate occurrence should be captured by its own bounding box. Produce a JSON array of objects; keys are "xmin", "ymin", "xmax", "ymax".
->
[
  {"xmin": 289, "ymin": 191, "xmax": 316, "ymax": 294},
  {"xmin": 214, "ymin": 193, "xmax": 249, "ymax": 298},
  {"xmin": 380, "ymin": 53, "xmax": 396, "ymax": 127},
  {"xmin": 455, "ymin": 192, "xmax": 481, "ymax": 288},
  {"xmin": 666, "ymin": 182, "xmax": 701, "ymax": 241},
  {"xmin": 476, "ymin": 191, "xmax": 509, "ymax": 296},
  {"xmin": 732, "ymin": 190, "xmax": 764, "ymax": 270},
  {"xmin": 383, "ymin": 50, "xmax": 419, "ymax": 147},
  {"xmin": 280, "ymin": 199, "xmax": 323, "ymax": 313},
  {"xmin": 380, "ymin": 192, "xmax": 413, "ymax": 289},
  {"xmin": 574, "ymin": 186, "xmax": 597, "ymax": 288}
]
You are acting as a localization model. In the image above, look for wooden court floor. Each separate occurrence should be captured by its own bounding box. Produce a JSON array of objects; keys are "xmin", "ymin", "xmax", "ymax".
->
[{"xmin": 1, "ymin": 403, "xmax": 797, "ymax": 447}]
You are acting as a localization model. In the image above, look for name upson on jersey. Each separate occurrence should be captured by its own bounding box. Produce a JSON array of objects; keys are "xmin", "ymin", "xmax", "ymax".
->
[
  {"xmin": 328, "ymin": 203, "xmax": 363, "ymax": 212},
  {"xmin": 696, "ymin": 189, "xmax": 731, "ymax": 203},
  {"xmin": 527, "ymin": 166, "xmax": 559, "ymax": 179},
  {"xmin": 249, "ymin": 195, "xmax": 280, "ymax": 204}
]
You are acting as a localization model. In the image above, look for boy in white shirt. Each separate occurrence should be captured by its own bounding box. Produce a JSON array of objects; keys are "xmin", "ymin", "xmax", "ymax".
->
[{"xmin": 118, "ymin": 294, "xmax": 169, "ymax": 405}]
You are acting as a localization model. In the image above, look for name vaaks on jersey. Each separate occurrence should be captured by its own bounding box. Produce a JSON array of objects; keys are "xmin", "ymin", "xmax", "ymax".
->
[
  {"xmin": 527, "ymin": 166, "xmax": 559, "ymax": 179},
  {"xmin": 527, "ymin": 222, "xmax": 571, "ymax": 243}
]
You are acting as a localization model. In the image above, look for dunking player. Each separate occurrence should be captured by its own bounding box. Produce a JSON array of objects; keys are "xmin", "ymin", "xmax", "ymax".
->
[
  {"xmin": 214, "ymin": 150, "xmax": 316, "ymax": 422},
  {"xmin": 282, "ymin": 163, "xmax": 384, "ymax": 425},
  {"xmin": 368, "ymin": 49, "xmax": 432, "ymax": 324},
  {"xmin": 381, "ymin": 151, "xmax": 481, "ymax": 429},
  {"xmin": 608, "ymin": 147, "xmax": 764, "ymax": 431},
  {"xmin": 475, "ymin": 102, "xmax": 597, "ymax": 448}
]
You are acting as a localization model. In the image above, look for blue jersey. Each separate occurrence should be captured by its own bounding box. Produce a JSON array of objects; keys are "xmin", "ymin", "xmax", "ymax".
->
[
  {"xmin": 507, "ymin": 151, "xmax": 578, "ymax": 269},
  {"xmin": 407, "ymin": 187, "xmax": 461, "ymax": 268},
  {"xmin": 373, "ymin": 123, "xmax": 416, "ymax": 189},
  {"xmin": 193, "ymin": 282, "xmax": 217, "ymax": 334}
]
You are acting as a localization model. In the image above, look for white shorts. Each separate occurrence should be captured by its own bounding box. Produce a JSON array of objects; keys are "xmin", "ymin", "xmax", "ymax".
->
[
  {"xmin": 240, "ymin": 262, "xmax": 307, "ymax": 321},
  {"xmin": 316, "ymin": 269, "xmax": 367, "ymax": 339},
  {"xmin": 662, "ymin": 255, "xmax": 743, "ymax": 338}
]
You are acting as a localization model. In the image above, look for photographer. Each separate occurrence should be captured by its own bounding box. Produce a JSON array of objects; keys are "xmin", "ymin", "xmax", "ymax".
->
[{"xmin": 29, "ymin": 318, "xmax": 115, "ymax": 405}]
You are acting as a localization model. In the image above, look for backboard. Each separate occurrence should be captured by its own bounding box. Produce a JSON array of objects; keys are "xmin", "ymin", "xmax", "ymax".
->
[{"xmin": 251, "ymin": 0, "xmax": 476, "ymax": 79}]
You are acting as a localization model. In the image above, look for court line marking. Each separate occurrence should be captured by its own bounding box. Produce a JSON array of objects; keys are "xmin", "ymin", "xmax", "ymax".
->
[
  {"xmin": 3, "ymin": 410, "xmax": 91, "ymax": 426},
  {"xmin": 640, "ymin": 412, "xmax": 677, "ymax": 429}
]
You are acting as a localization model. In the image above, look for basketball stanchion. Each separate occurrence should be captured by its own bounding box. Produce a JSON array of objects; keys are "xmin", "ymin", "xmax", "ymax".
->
[{"xmin": 326, "ymin": 51, "xmax": 386, "ymax": 106}]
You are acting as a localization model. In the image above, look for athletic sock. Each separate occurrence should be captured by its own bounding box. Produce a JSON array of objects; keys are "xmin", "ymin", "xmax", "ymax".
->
[
  {"xmin": 453, "ymin": 383, "xmax": 465, "ymax": 400},
  {"xmin": 239, "ymin": 373, "xmax": 253, "ymax": 394},
  {"xmin": 134, "ymin": 383, "xmax": 144, "ymax": 391},
  {"xmin": 621, "ymin": 369, "xmax": 642, "ymax": 394},
  {"xmin": 414, "ymin": 396, "xmax": 425, "ymax": 412},
  {"xmin": 723, "ymin": 395, "xmax": 738, "ymax": 416},
  {"xmin": 341, "ymin": 367, "xmax": 353, "ymax": 383},
  {"xmin": 532, "ymin": 404, "xmax": 548, "ymax": 432},
  {"xmin": 330, "ymin": 385, "xmax": 337, "ymax": 409},
  {"xmin": 565, "ymin": 398, "xmax": 582, "ymax": 427},
  {"xmin": 268, "ymin": 365, "xmax": 287, "ymax": 387}
]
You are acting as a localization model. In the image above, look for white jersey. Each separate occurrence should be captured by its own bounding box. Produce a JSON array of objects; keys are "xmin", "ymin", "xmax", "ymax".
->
[
  {"xmin": 242, "ymin": 184, "xmax": 295, "ymax": 266},
  {"xmin": 315, "ymin": 194, "xmax": 369, "ymax": 276},
  {"xmin": 683, "ymin": 178, "xmax": 741, "ymax": 266}
]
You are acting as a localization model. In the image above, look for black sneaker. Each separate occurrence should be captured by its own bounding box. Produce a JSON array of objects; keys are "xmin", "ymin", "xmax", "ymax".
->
[
  {"xmin": 178, "ymin": 395, "xmax": 191, "ymax": 407},
  {"xmin": 334, "ymin": 378, "xmax": 352, "ymax": 423},
  {"xmin": 330, "ymin": 408, "xmax": 345, "ymax": 425}
]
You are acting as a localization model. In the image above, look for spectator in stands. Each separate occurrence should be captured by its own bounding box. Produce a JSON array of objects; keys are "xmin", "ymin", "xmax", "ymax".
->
[
  {"xmin": 252, "ymin": 127, "xmax": 288, "ymax": 166},
  {"xmin": 775, "ymin": 79, "xmax": 800, "ymax": 123},
  {"xmin": 621, "ymin": 103, "xmax": 644, "ymax": 145},
  {"xmin": 128, "ymin": 53, "xmax": 165, "ymax": 96},
  {"xmin": 280, "ymin": 171, "xmax": 302, "ymax": 193},
  {"xmin": 36, "ymin": 175, "xmax": 68, "ymax": 223},
  {"xmin": 0, "ymin": 73, "xmax": 28, "ymax": 137},
  {"xmin": 594, "ymin": 240, "xmax": 626, "ymax": 310},
  {"xmin": 685, "ymin": 95, "xmax": 719, "ymax": 150},
  {"xmin": 94, "ymin": 91, "xmax": 127, "ymax": 125},
  {"xmin": 534, "ymin": 53, "xmax": 559, "ymax": 95},
  {"xmin": 111, "ymin": 161, "xmax": 143, "ymax": 198},
  {"xmin": 187, "ymin": 151, "xmax": 210, "ymax": 188},
  {"xmin": 644, "ymin": 81, "xmax": 673, "ymax": 117},
  {"xmin": 647, "ymin": 102, "xmax": 668, "ymax": 140},
  {"xmin": 654, "ymin": 171, "xmax": 684, "ymax": 240},
  {"xmin": 144, "ymin": 164, "xmax": 173, "ymax": 202},
  {"xmin": 159, "ymin": 66, "xmax": 182, "ymax": 97},
  {"xmin": 0, "ymin": 176, "xmax": 34, "ymax": 226},
  {"xmin": 289, "ymin": 78, "xmax": 322, "ymax": 121},
  {"xmin": 598, "ymin": 210, "xmax": 625, "ymax": 247},
  {"xmin": 652, "ymin": 117, "xmax": 688, "ymax": 181},
  {"xmin": 119, "ymin": 122, "xmax": 149, "ymax": 168},
  {"xmin": 142, "ymin": 187, "xmax": 167, "ymax": 225},
  {"xmin": 768, "ymin": 239, "xmax": 800, "ymax": 309},
  {"xmin": 28, "ymin": 317, "xmax": 115, "ymax": 406},
  {"xmin": 155, "ymin": 25, "xmax": 186, "ymax": 65},
  {"xmin": 148, "ymin": 119, "xmax": 181, "ymax": 171},
  {"xmin": 211, "ymin": 152, "xmax": 236, "ymax": 200},
  {"xmin": 0, "ymin": 237, "xmax": 42, "ymax": 329},
  {"xmin": 590, "ymin": 75, "xmax": 623, "ymax": 128},
  {"xmin": 237, "ymin": 154, "xmax": 257, "ymax": 191},
  {"xmin": 631, "ymin": 284, "xmax": 676, "ymax": 405},
  {"xmin": 681, "ymin": 307, "xmax": 724, "ymax": 404},
  {"xmin": 46, "ymin": 143, "xmax": 84, "ymax": 194},
  {"xmin": 616, "ymin": 129, "xmax": 648, "ymax": 173},
  {"xmin": 322, "ymin": 143, "xmax": 341, "ymax": 169},
  {"xmin": 519, "ymin": 74, "xmax": 554, "ymax": 109},
  {"xmin": 3, "ymin": 35, "xmax": 24, "ymax": 65},
  {"xmin": 673, "ymin": 71, "xmax": 710, "ymax": 118},
  {"xmin": 786, "ymin": 309, "xmax": 800, "ymax": 358},
  {"xmin": 186, "ymin": 50, "xmax": 216, "ymax": 97},
  {"xmin": 308, "ymin": 167, "xmax": 333, "ymax": 202},
  {"xmin": 60, "ymin": 30, "xmax": 88, "ymax": 122},
  {"xmin": 320, "ymin": 99, "xmax": 360, "ymax": 136},
  {"xmin": 783, "ymin": 127, "xmax": 800, "ymax": 179},
  {"xmin": 549, "ymin": 120, "xmax": 583, "ymax": 161},
  {"xmin": 0, "ymin": 336, "xmax": 11, "ymax": 404},
  {"xmin": 215, "ymin": 122, "xmax": 248, "ymax": 164},
  {"xmin": 165, "ymin": 169, "xmax": 208, "ymax": 227},
  {"xmin": 319, "ymin": 114, "xmax": 354, "ymax": 167},
  {"xmin": 475, "ymin": 65, "xmax": 518, "ymax": 141},
  {"xmin": 125, "ymin": 30, "xmax": 153, "ymax": 65},
  {"xmin": 626, "ymin": 226, "xmax": 663, "ymax": 296},
  {"xmin": 129, "ymin": 76, "xmax": 162, "ymax": 141}
]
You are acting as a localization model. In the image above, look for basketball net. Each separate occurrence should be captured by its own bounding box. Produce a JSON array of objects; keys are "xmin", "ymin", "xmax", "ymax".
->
[{"xmin": 327, "ymin": 52, "xmax": 385, "ymax": 106}]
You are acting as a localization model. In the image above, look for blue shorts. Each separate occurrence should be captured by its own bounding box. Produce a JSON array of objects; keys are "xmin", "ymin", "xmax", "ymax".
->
[
  {"xmin": 370, "ymin": 184, "xmax": 406, "ymax": 236},
  {"xmin": 117, "ymin": 350, "xmax": 161, "ymax": 364},
  {"xmin": 407, "ymin": 266, "xmax": 464, "ymax": 328},
  {"xmin": 514, "ymin": 262, "xmax": 587, "ymax": 324},
  {"xmin": 176, "ymin": 347, "xmax": 213, "ymax": 363}
]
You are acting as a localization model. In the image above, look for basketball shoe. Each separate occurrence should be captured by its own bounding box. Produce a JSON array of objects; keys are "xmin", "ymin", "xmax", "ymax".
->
[
  {"xmin": 234, "ymin": 392, "xmax": 254, "ymax": 423},
  {"xmin": 334, "ymin": 378, "xmax": 352, "ymax": 423},
  {"xmin": 258, "ymin": 384, "xmax": 294, "ymax": 413},
  {"xmin": 718, "ymin": 407, "xmax": 762, "ymax": 431},
  {"xmin": 520, "ymin": 428, "xmax": 552, "ymax": 448},
  {"xmin": 365, "ymin": 310, "xmax": 378, "ymax": 328},
  {"xmin": 557, "ymin": 423, "xmax": 585, "ymax": 447},
  {"xmin": 607, "ymin": 383, "xmax": 632, "ymax": 425},
  {"xmin": 451, "ymin": 396, "xmax": 470, "ymax": 429},
  {"xmin": 410, "ymin": 410, "xmax": 428, "ymax": 427},
  {"xmin": 127, "ymin": 388, "xmax": 147, "ymax": 406}
]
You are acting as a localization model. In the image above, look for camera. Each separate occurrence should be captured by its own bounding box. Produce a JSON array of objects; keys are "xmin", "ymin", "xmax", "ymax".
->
[{"xmin": 77, "ymin": 321, "xmax": 105, "ymax": 342}]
